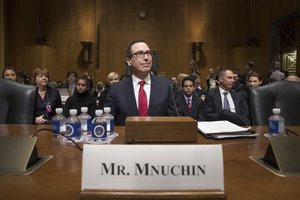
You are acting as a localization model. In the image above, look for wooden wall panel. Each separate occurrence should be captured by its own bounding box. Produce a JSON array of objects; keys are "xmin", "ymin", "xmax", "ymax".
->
[{"xmin": 3, "ymin": 0, "xmax": 300, "ymax": 86}]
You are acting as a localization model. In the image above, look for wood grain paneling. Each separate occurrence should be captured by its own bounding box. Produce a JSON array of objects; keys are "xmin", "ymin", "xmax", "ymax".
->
[{"xmin": 3, "ymin": 0, "xmax": 300, "ymax": 87}]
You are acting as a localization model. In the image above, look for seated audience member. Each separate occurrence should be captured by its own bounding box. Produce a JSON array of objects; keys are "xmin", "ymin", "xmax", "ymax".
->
[
  {"xmin": 61, "ymin": 70, "xmax": 77, "ymax": 96},
  {"xmin": 204, "ymin": 69, "xmax": 250, "ymax": 126},
  {"xmin": 2, "ymin": 67, "xmax": 19, "ymax": 82},
  {"xmin": 175, "ymin": 76, "xmax": 205, "ymax": 121},
  {"xmin": 105, "ymin": 40, "xmax": 177, "ymax": 125},
  {"xmin": 176, "ymin": 73, "xmax": 189, "ymax": 90},
  {"xmin": 286, "ymin": 75, "xmax": 300, "ymax": 82},
  {"xmin": 82, "ymin": 70, "xmax": 94, "ymax": 93},
  {"xmin": 191, "ymin": 73, "xmax": 207, "ymax": 101},
  {"xmin": 240, "ymin": 71, "xmax": 263, "ymax": 124},
  {"xmin": 240, "ymin": 62, "xmax": 254, "ymax": 85},
  {"xmin": 95, "ymin": 72, "xmax": 120, "ymax": 110},
  {"xmin": 64, "ymin": 76, "xmax": 96, "ymax": 118},
  {"xmin": 33, "ymin": 67, "xmax": 62, "ymax": 124},
  {"xmin": 232, "ymin": 70, "xmax": 246, "ymax": 92},
  {"xmin": 170, "ymin": 76, "xmax": 177, "ymax": 87}
]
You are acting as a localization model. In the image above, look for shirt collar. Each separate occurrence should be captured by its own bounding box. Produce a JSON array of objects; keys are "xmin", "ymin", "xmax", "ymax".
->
[{"xmin": 132, "ymin": 74, "xmax": 151, "ymax": 86}]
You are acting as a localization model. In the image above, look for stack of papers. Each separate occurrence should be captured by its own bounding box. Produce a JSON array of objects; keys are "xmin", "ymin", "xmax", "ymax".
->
[{"xmin": 198, "ymin": 121, "xmax": 259, "ymax": 139}]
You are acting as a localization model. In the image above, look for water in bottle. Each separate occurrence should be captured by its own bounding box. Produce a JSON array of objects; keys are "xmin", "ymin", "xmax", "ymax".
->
[
  {"xmin": 88, "ymin": 109, "xmax": 112, "ymax": 144},
  {"xmin": 103, "ymin": 107, "xmax": 118, "ymax": 138},
  {"xmin": 64, "ymin": 109, "xmax": 84, "ymax": 142},
  {"xmin": 268, "ymin": 108, "xmax": 285, "ymax": 136},
  {"xmin": 51, "ymin": 108, "xmax": 66, "ymax": 138},
  {"xmin": 78, "ymin": 107, "xmax": 92, "ymax": 137}
]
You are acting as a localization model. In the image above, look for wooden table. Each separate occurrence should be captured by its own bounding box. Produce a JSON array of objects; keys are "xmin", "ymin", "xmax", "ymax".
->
[{"xmin": 0, "ymin": 125, "xmax": 300, "ymax": 200}]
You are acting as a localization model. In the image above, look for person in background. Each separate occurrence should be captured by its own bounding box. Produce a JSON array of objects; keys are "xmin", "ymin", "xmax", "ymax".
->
[
  {"xmin": 61, "ymin": 70, "xmax": 77, "ymax": 96},
  {"xmin": 206, "ymin": 67, "xmax": 217, "ymax": 91},
  {"xmin": 82, "ymin": 70, "xmax": 94, "ymax": 93},
  {"xmin": 240, "ymin": 71, "xmax": 263, "ymax": 125},
  {"xmin": 107, "ymin": 72, "xmax": 120, "ymax": 85},
  {"xmin": 170, "ymin": 76, "xmax": 177, "ymax": 87},
  {"xmin": 2, "ymin": 67, "xmax": 19, "ymax": 82},
  {"xmin": 286, "ymin": 75, "xmax": 300, "ymax": 82},
  {"xmin": 92, "ymin": 81, "xmax": 105, "ymax": 108},
  {"xmin": 176, "ymin": 73, "xmax": 189, "ymax": 90},
  {"xmin": 105, "ymin": 40, "xmax": 177, "ymax": 125},
  {"xmin": 175, "ymin": 75, "xmax": 205, "ymax": 121},
  {"xmin": 268, "ymin": 60, "xmax": 285, "ymax": 81},
  {"xmin": 64, "ymin": 76, "xmax": 96, "ymax": 118},
  {"xmin": 33, "ymin": 67, "xmax": 62, "ymax": 124},
  {"xmin": 204, "ymin": 68, "xmax": 250, "ymax": 126},
  {"xmin": 232, "ymin": 70, "xmax": 246, "ymax": 92},
  {"xmin": 240, "ymin": 62, "xmax": 254, "ymax": 85},
  {"xmin": 191, "ymin": 73, "xmax": 207, "ymax": 101}
]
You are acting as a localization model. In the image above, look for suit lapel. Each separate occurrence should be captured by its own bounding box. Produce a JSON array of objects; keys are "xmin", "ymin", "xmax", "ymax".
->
[
  {"xmin": 124, "ymin": 77, "xmax": 139, "ymax": 115},
  {"xmin": 148, "ymin": 75, "xmax": 157, "ymax": 115},
  {"xmin": 214, "ymin": 88, "xmax": 223, "ymax": 112}
]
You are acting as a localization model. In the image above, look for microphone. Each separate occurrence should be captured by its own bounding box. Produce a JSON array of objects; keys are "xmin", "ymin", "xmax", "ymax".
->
[{"xmin": 170, "ymin": 83, "xmax": 180, "ymax": 116}]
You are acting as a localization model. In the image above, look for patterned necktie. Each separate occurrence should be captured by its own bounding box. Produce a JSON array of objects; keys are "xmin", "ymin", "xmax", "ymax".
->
[
  {"xmin": 187, "ymin": 98, "xmax": 191, "ymax": 112},
  {"xmin": 223, "ymin": 92, "xmax": 230, "ymax": 110},
  {"xmin": 138, "ymin": 81, "xmax": 148, "ymax": 116}
]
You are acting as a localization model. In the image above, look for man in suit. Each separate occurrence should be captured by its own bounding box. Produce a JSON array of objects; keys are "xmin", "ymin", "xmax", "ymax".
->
[
  {"xmin": 105, "ymin": 40, "xmax": 177, "ymax": 125},
  {"xmin": 204, "ymin": 69, "xmax": 250, "ymax": 126},
  {"xmin": 175, "ymin": 76, "xmax": 205, "ymax": 121},
  {"xmin": 61, "ymin": 70, "xmax": 77, "ymax": 96}
]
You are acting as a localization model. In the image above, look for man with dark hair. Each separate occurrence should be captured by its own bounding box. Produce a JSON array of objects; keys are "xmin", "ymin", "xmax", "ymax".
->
[
  {"xmin": 175, "ymin": 76, "xmax": 205, "ymax": 121},
  {"xmin": 204, "ymin": 69, "xmax": 250, "ymax": 126},
  {"xmin": 62, "ymin": 70, "xmax": 77, "ymax": 96},
  {"xmin": 105, "ymin": 40, "xmax": 177, "ymax": 125}
]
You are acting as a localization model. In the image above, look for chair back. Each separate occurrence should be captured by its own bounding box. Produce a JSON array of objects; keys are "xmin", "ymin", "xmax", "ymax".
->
[
  {"xmin": 250, "ymin": 80, "xmax": 300, "ymax": 125},
  {"xmin": 0, "ymin": 78, "xmax": 37, "ymax": 124}
]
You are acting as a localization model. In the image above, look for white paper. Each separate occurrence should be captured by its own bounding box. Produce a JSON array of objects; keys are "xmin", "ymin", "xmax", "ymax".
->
[{"xmin": 197, "ymin": 120, "xmax": 251, "ymax": 135}]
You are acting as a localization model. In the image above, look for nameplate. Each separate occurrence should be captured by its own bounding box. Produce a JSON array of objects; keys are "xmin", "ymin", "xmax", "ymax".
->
[{"xmin": 82, "ymin": 145, "xmax": 224, "ymax": 191}]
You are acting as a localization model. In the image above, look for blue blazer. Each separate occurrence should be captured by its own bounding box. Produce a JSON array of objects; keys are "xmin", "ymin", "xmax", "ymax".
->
[
  {"xmin": 105, "ymin": 75, "xmax": 177, "ymax": 125},
  {"xmin": 204, "ymin": 87, "xmax": 250, "ymax": 126}
]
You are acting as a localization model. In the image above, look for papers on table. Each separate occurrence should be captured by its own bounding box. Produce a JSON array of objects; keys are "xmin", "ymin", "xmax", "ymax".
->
[{"xmin": 198, "ymin": 120, "xmax": 259, "ymax": 139}]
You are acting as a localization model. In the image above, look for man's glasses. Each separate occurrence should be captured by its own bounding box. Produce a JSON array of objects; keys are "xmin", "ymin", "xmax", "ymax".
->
[{"xmin": 131, "ymin": 51, "xmax": 152, "ymax": 59}]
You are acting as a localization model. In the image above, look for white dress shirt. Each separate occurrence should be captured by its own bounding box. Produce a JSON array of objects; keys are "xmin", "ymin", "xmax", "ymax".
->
[
  {"xmin": 219, "ymin": 87, "xmax": 236, "ymax": 113},
  {"xmin": 132, "ymin": 74, "xmax": 151, "ymax": 109}
]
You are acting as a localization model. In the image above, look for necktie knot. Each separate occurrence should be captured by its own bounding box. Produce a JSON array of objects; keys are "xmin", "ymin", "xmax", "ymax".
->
[{"xmin": 139, "ymin": 80, "xmax": 145, "ymax": 87}]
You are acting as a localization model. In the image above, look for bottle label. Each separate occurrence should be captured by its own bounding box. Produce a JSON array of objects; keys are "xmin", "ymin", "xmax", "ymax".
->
[
  {"xmin": 66, "ymin": 123, "xmax": 81, "ymax": 137},
  {"xmin": 269, "ymin": 120, "xmax": 279, "ymax": 134},
  {"xmin": 92, "ymin": 123, "xmax": 106, "ymax": 138},
  {"xmin": 87, "ymin": 118, "xmax": 92, "ymax": 132},
  {"xmin": 107, "ymin": 120, "xmax": 114, "ymax": 133},
  {"xmin": 52, "ymin": 120, "xmax": 60, "ymax": 134}
]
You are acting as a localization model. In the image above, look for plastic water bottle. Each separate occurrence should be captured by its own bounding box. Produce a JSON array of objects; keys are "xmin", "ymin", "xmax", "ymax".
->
[
  {"xmin": 78, "ymin": 107, "xmax": 92, "ymax": 136},
  {"xmin": 268, "ymin": 108, "xmax": 285, "ymax": 136},
  {"xmin": 88, "ymin": 110, "xmax": 111, "ymax": 144},
  {"xmin": 103, "ymin": 107, "xmax": 117, "ymax": 138},
  {"xmin": 51, "ymin": 108, "xmax": 66, "ymax": 137},
  {"xmin": 64, "ymin": 109, "xmax": 83, "ymax": 142}
]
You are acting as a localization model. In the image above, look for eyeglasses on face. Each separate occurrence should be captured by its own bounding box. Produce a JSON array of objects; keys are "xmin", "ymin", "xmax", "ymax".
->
[{"xmin": 131, "ymin": 51, "xmax": 152, "ymax": 58}]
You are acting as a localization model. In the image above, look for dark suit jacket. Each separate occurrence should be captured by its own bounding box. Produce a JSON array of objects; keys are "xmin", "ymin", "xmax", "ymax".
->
[
  {"xmin": 105, "ymin": 75, "xmax": 177, "ymax": 125},
  {"xmin": 204, "ymin": 87, "xmax": 250, "ymax": 126},
  {"xmin": 175, "ymin": 91, "xmax": 205, "ymax": 121}
]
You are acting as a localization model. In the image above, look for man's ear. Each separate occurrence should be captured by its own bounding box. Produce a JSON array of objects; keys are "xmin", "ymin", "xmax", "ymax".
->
[{"xmin": 126, "ymin": 58, "xmax": 131, "ymax": 67}]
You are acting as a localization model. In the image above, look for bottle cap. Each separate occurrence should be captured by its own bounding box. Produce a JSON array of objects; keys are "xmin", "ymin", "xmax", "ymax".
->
[
  {"xmin": 69, "ymin": 109, "xmax": 77, "ymax": 116},
  {"xmin": 95, "ymin": 109, "xmax": 103, "ymax": 116},
  {"xmin": 104, "ymin": 107, "xmax": 111, "ymax": 113},
  {"xmin": 81, "ymin": 107, "xmax": 88, "ymax": 113},
  {"xmin": 273, "ymin": 108, "xmax": 281, "ymax": 115},
  {"xmin": 55, "ymin": 108, "xmax": 63, "ymax": 114}
]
